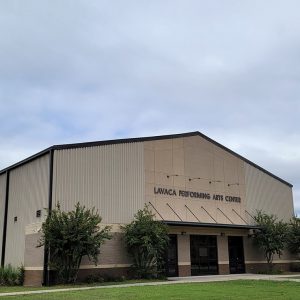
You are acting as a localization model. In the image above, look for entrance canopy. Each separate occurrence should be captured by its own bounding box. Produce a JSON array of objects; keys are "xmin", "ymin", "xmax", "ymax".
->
[{"xmin": 163, "ymin": 220, "xmax": 260, "ymax": 230}]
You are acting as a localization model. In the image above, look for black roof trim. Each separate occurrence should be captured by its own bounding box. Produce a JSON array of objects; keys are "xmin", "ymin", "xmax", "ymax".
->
[
  {"xmin": 52, "ymin": 132, "xmax": 198, "ymax": 150},
  {"xmin": 194, "ymin": 132, "xmax": 293, "ymax": 188},
  {"xmin": 0, "ymin": 131, "xmax": 293, "ymax": 187},
  {"xmin": 163, "ymin": 220, "xmax": 260, "ymax": 230},
  {"xmin": 0, "ymin": 147, "xmax": 52, "ymax": 175}
]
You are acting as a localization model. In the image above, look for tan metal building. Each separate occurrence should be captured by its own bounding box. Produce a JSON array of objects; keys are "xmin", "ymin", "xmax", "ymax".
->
[{"xmin": 0, "ymin": 132, "xmax": 296, "ymax": 286}]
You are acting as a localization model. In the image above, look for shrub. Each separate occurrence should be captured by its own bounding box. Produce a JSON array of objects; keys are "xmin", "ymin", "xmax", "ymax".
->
[
  {"xmin": 122, "ymin": 205, "xmax": 169, "ymax": 279},
  {"xmin": 253, "ymin": 211, "xmax": 288, "ymax": 270},
  {"xmin": 0, "ymin": 265, "xmax": 24, "ymax": 286},
  {"xmin": 287, "ymin": 217, "xmax": 300, "ymax": 255},
  {"xmin": 38, "ymin": 202, "xmax": 112, "ymax": 284}
]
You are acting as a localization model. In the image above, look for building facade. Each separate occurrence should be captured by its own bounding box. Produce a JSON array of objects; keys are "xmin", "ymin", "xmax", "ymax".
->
[{"xmin": 0, "ymin": 132, "xmax": 296, "ymax": 286}]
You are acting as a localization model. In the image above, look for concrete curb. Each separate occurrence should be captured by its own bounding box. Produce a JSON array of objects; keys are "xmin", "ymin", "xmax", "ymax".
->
[{"xmin": 1, "ymin": 274, "xmax": 300, "ymax": 297}]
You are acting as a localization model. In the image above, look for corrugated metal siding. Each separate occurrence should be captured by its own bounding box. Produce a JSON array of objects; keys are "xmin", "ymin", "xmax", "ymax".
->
[
  {"xmin": 53, "ymin": 143, "xmax": 145, "ymax": 224},
  {"xmin": 5, "ymin": 154, "xmax": 49, "ymax": 267},
  {"xmin": 244, "ymin": 162, "xmax": 294, "ymax": 223},
  {"xmin": 0, "ymin": 174, "xmax": 6, "ymax": 261}
]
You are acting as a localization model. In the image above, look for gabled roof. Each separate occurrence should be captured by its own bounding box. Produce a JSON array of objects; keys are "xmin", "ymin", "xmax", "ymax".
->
[{"xmin": 0, "ymin": 131, "xmax": 293, "ymax": 187}]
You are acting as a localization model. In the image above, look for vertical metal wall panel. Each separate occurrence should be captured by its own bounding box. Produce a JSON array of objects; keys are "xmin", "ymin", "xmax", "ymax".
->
[
  {"xmin": 0, "ymin": 174, "xmax": 6, "ymax": 261},
  {"xmin": 5, "ymin": 154, "xmax": 49, "ymax": 267},
  {"xmin": 52, "ymin": 143, "xmax": 145, "ymax": 224},
  {"xmin": 244, "ymin": 162, "xmax": 294, "ymax": 222}
]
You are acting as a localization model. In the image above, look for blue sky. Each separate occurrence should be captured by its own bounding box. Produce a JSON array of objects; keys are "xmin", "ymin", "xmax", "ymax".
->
[{"xmin": 0, "ymin": 0, "xmax": 300, "ymax": 214}]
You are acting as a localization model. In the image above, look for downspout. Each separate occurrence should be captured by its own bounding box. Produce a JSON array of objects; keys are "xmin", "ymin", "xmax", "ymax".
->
[
  {"xmin": 1, "ymin": 171, "xmax": 10, "ymax": 267},
  {"xmin": 43, "ymin": 149, "xmax": 54, "ymax": 286}
]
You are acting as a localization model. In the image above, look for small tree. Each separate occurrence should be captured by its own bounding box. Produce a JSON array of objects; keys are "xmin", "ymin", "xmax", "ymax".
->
[
  {"xmin": 122, "ymin": 205, "xmax": 169, "ymax": 279},
  {"xmin": 38, "ymin": 203, "xmax": 112, "ymax": 284},
  {"xmin": 287, "ymin": 217, "xmax": 300, "ymax": 256},
  {"xmin": 253, "ymin": 211, "xmax": 288, "ymax": 270}
]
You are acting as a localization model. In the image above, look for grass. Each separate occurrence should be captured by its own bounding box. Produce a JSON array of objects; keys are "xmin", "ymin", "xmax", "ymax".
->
[{"xmin": 1, "ymin": 280, "xmax": 300, "ymax": 300}]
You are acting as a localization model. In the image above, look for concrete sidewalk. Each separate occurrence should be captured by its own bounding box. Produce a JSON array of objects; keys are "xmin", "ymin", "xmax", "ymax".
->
[
  {"xmin": 168, "ymin": 273, "xmax": 300, "ymax": 282},
  {"xmin": 1, "ymin": 274, "xmax": 300, "ymax": 297}
]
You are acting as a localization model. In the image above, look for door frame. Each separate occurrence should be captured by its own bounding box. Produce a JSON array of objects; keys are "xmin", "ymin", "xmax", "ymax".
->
[
  {"xmin": 166, "ymin": 234, "xmax": 178, "ymax": 277},
  {"xmin": 228, "ymin": 236, "xmax": 245, "ymax": 274}
]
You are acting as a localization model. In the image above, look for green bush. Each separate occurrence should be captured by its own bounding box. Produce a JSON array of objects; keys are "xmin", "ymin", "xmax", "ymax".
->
[
  {"xmin": 253, "ymin": 211, "xmax": 288, "ymax": 270},
  {"xmin": 38, "ymin": 202, "xmax": 112, "ymax": 284},
  {"xmin": 287, "ymin": 217, "xmax": 300, "ymax": 254},
  {"xmin": 122, "ymin": 205, "xmax": 169, "ymax": 279},
  {"xmin": 0, "ymin": 265, "xmax": 24, "ymax": 286}
]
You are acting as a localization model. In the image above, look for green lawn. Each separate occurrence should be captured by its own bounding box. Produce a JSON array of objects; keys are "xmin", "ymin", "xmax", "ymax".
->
[{"xmin": 1, "ymin": 280, "xmax": 300, "ymax": 300}]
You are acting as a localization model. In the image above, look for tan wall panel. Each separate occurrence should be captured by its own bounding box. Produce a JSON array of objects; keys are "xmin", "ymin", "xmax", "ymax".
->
[
  {"xmin": 0, "ymin": 174, "xmax": 6, "ymax": 261},
  {"xmin": 243, "ymin": 237, "xmax": 268, "ymax": 262},
  {"xmin": 5, "ymin": 154, "xmax": 49, "ymax": 267},
  {"xmin": 144, "ymin": 149, "xmax": 154, "ymax": 172},
  {"xmin": 243, "ymin": 236, "xmax": 297, "ymax": 262},
  {"xmin": 217, "ymin": 235, "xmax": 229, "ymax": 263},
  {"xmin": 81, "ymin": 232, "xmax": 132, "ymax": 266},
  {"xmin": 146, "ymin": 136, "xmax": 247, "ymax": 225},
  {"xmin": 154, "ymin": 139, "xmax": 173, "ymax": 150},
  {"xmin": 187, "ymin": 201, "xmax": 215, "ymax": 223},
  {"xmin": 244, "ymin": 163, "xmax": 294, "ymax": 223},
  {"xmin": 146, "ymin": 135, "xmax": 293, "ymax": 226},
  {"xmin": 213, "ymin": 156, "xmax": 225, "ymax": 184},
  {"xmin": 173, "ymin": 147, "xmax": 185, "ymax": 175},
  {"xmin": 184, "ymin": 146, "xmax": 214, "ymax": 179},
  {"xmin": 177, "ymin": 234, "xmax": 190, "ymax": 264},
  {"xmin": 24, "ymin": 233, "xmax": 44, "ymax": 268},
  {"xmin": 155, "ymin": 149, "xmax": 173, "ymax": 174},
  {"xmin": 152, "ymin": 196, "xmax": 186, "ymax": 221},
  {"xmin": 53, "ymin": 143, "xmax": 144, "ymax": 224}
]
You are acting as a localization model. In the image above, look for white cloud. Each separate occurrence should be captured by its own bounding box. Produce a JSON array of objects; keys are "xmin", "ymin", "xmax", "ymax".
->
[{"xmin": 0, "ymin": 0, "xmax": 299, "ymax": 211}]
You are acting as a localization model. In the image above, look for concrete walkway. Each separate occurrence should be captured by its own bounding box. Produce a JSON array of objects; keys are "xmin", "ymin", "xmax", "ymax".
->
[
  {"xmin": 169, "ymin": 273, "xmax": 300, "ymax": 282},
  {"xmin": 1, "ymin": 274, "xmax": 300, "ymax": 297}
]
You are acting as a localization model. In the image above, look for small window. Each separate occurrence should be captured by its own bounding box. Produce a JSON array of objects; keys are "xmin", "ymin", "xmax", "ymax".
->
[
  {"xmin": 14, "ymin": 216, "xmax": 17, "ymax": 223},
  {"xmin": 36, "ymin": 210, "xmax": 41, "ymax": 218}
]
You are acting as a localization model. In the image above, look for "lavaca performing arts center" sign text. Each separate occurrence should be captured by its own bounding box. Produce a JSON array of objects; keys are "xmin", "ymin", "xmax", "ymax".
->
[{"xmin": 153, "ymin": 186, "xmax": 241, "ymax": 203}]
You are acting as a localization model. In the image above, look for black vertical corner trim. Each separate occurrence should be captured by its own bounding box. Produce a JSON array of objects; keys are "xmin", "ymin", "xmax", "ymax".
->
[
  {"xmin": 1, "ymin": 171, "xmax": 9, "ymax": 267},
  {"xmin": 43, "ymin": 149, "xmax": 54, "ymax": 286}
]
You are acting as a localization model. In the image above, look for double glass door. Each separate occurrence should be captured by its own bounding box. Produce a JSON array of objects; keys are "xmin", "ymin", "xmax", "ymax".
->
[{"xmin": 190, "ymin": 235, "xmax": 218, "ymax": 276}]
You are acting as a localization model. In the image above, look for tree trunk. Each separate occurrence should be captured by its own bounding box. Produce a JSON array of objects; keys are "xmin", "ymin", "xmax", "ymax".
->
[
  {"xmin": 73, "ymin": 257, "xmax": 82, "ymax": 283},
  {"xmin": 266, "ymin": 252, "xmax": 273, "ymax": 272}
]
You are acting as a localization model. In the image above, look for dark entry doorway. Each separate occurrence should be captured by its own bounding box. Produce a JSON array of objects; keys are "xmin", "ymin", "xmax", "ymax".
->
[
  {"xmin": 228, "ymin": 236, "xmax": 245, "ymax": 274},
  {"xmin": 166, "ymin": 235, "xmax": 178, "ymax": 277},
  {"xmin": 190, "ymin": 235, "xmax": 218, "ymax": 276}
]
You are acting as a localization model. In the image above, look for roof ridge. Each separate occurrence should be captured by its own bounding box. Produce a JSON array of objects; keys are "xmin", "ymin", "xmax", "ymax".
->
[{"xmin": 0, "ymin": 131, "xmax": 293, "ymax": 188}]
